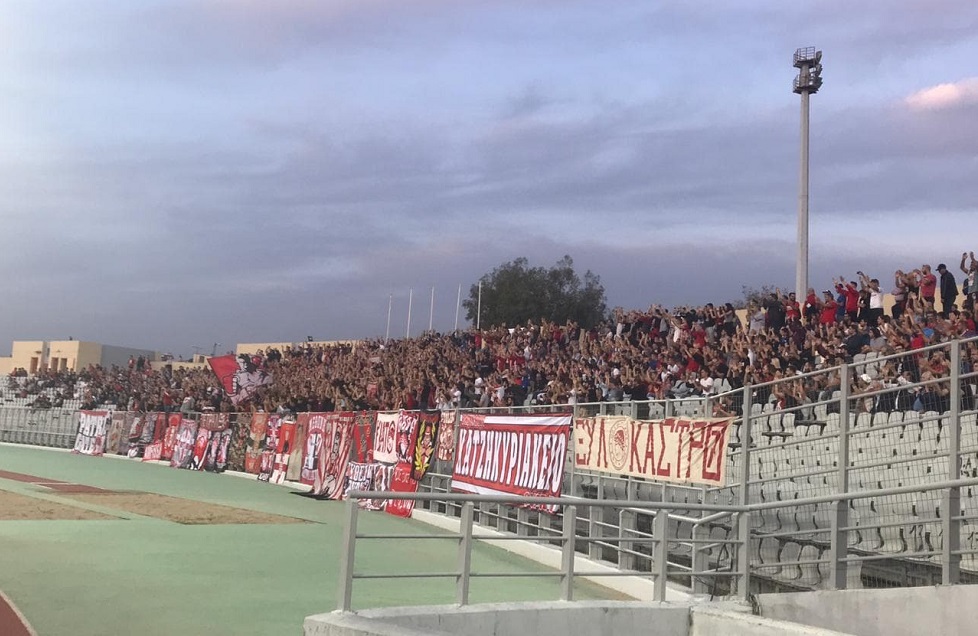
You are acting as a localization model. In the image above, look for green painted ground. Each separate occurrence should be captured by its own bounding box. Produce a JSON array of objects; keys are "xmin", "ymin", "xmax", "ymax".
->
[{"xmin": 0, "ymin": 444, "xmax": 617, "ymax": 635}]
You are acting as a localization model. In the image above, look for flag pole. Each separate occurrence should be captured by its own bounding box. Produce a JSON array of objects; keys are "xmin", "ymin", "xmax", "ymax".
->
[
  {"xmin": 385, "ymin": 293, "xmax": 392, "ymax": 342},
  {"xmin": 454, "ymin": 284, "xmax": 461, "ymax": 332},
  {"xmin": 429, "ymin": 287, "xmax": 434, "ymax": 333},
  {"xmin": 476, "ymin": 281, "xmax": 482, "ymax": 330},
  {"xmin": 406, "ymin": 288, "xmax": 413, "ymax": 339}
]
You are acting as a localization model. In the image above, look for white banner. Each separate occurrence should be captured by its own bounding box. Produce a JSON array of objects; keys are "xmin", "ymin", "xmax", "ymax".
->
[{"xmin": 574, "ymin": 416, "xmax": 732, "ymax": 486}]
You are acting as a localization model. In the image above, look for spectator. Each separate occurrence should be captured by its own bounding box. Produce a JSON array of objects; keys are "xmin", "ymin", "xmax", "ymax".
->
[{"xmin": 937, "ymin": 263, "xmax": 958, "ymax": 318}]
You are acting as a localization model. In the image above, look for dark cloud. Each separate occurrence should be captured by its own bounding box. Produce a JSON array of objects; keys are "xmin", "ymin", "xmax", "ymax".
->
[{"xmin": 0, "ymin": 1, "xmax": 975, "ymax": 356}]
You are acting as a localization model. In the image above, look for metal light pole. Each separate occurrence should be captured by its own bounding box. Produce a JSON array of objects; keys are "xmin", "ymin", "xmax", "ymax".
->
[{"xmin": 793, "ymin": 47, "xmax": 823, "ymax": 297}]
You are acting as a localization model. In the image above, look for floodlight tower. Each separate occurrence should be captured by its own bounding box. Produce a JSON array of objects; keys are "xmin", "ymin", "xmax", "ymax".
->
[{"xmin": 793, "ymin": 47, "xmax": 822, "ymax": 297}]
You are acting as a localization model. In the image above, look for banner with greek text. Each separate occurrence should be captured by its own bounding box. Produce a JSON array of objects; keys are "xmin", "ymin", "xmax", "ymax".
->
[
  {"xmin": 450, "ymin": 413, "xmax": 571, "ymax": 513},
  {"xmin": 573, "ymin": 416, "xmax": 732, "ymax": 486}
]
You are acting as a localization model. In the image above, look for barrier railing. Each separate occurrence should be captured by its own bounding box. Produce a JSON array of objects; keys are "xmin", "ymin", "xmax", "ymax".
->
[
  {"xmin": 341, "ymin": 476, "xmax": 978, "ymax": 610},
  {"xmin": 337, "ymin": 491, "xmax": 749, "ymax": 612}
]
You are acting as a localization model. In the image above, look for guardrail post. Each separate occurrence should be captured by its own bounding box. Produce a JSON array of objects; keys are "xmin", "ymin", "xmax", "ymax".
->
[
  {"xmin": 337, "ymin": 497, "xmax": 360, "ymax": 612},
  {"xmin": 619, "ymin": 509, "xmax": 635, "ymax": 571},
  {"xmin": 737, "ymin": 512, "xmax": 750, "ymax": 600},
  {"xmin": 945, "ymin": 339, "xmax": 962, "ymax": 585},
  {"xmin": 456, "ymin": 502, "xmax": 474, "ymax": 604},
  {"xmin": 561, "ymin": 505, "xmax": 577, "ymax": 601},
  {"xmin": 830, "ymin": 364, "xmax": 851, "ymax": 589},
  {"xmin": 691, "ymin": 523, "xmax": 708, "ymax": 594},
  {"xmin": 589, "ymin": 477, "xmax": 604, "ymax": 560},
  {"xmin": 943, "ymin": 488, "xmax": 961, "ymax": 585},
  {"xmin": 654, "ymin": 510, "xmax": 669, "ymax": 602}
]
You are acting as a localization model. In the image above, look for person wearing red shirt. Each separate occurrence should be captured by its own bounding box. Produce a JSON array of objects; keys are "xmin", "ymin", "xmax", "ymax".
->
[
  {"xmin": 783, "ymin": 292, "xmax": 801, "ymax": 322},
  {"xmin": 803, "ymin": 288, "xmax": 820, "ymax": 324},
  {"xmin": 819, "ymin": 291, "xmax": 837, "ymax": 326},
  {"xmin": 918, "ymin": 264, "xmax": 937, "ymax": 307},
  {"xmin": 834, "ymin": 278, "xmax": 860, "ymax": 321}
]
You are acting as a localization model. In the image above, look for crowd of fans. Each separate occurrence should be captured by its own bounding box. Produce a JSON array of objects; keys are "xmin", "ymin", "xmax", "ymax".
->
[{"xmin": 5, "ymin": 257, "xmax": 978, "ymax": 417}]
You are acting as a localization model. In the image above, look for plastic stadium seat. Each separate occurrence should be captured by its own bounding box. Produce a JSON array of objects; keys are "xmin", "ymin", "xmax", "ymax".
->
[
  {"xmin": 758, "ymin": 536, "xmax": 782, "ymax": 576},
  {"xmin": 778, "ymin": 541, "xmax": 803, "ymax": 580},
  {"xmin": 798, "ymin": 544, "xmax": 823, "ymax": 588}
]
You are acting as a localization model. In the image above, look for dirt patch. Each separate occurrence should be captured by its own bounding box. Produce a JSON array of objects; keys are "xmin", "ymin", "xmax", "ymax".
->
[
  {"xmin": 0, "ymin": 490, "xmax": 116, "ymax": 521},
  {"xmin": 0, "ymin": 470, "xmax": 64, "ymax": 484},
  {"xmin": 67, "ymin": 492, "xmax": 308, "ymax": 525},
  {"xmin": 42, "ymin": 483, "xmax": 115, "ymax": 494}
]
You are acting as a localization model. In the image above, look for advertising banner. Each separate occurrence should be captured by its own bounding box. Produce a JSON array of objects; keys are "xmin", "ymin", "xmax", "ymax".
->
[
  {"xmin": 450, "ymin": 413, "xmax": 571, "ymax": 513},
  {"xmin": 573, "ymin": 416, "xmax": 732, "ymax": 486}
]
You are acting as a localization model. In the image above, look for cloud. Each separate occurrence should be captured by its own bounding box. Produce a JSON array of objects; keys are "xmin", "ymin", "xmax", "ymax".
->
[{"xmin": 905, "ymin": 78, "xmax": 978, "ymax": 111}]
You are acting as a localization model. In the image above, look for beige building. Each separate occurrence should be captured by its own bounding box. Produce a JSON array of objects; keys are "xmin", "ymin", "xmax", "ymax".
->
[{"xmin": 0, "ymin": 340, "xmax": 160, "ymax": 376}]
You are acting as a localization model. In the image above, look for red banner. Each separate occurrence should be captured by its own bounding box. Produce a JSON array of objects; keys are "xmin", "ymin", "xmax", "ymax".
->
[
  {"xmin": 270, "ymin": 421, "xmax": 296, "ymax": 485},
  {"xmin": 199, "ymin": 412, "xmax": 229, "ymax": 432},
  {"xmin": 161, "ymin": 414, "xmax": 182, "ymax": 461},
  {"xmin": 189, "ymin": 427, "xmax": 211, "ymax": 471},
  {"xmin": 310, "ymin": 412, "xmax": 355, "ymax": 499},
  {"xmin": 352, "ymin": 411, "xmax": 376, "ymax": 463},
  {"xmin": 72, "ymin": 410, "xmax": 110, "ymax": 456},
  {"xmin": 395, "ymin": 411, "xmax": 418, "ymax": 464},
  {"xmin": 385, "ymin": 463, "xmax": 419, "ymax": 518},
  {"xmin": 450, "ymin": 413, "xmax": 571, "ymax": 513},
  {"xmin": 300, "ymin": 413, "xmax": 329, "ymax": 485},
  {"xmin": 436, "ymin": 410, "xmax": 455, "ymax": 462},
  {"xmin": 170, "ymin": 418, "xmax": 199, "ymax": 469},
  {"xmin": 142, "ymin": 441, "xmax": 162, "ymax": 462},
  {"xmin": 207, "ymin": 354, "xmax": 272, "ymax": 406},
  {"xmin": 573, "ymin": 416, "xmax": 732, "ymax": 486}
]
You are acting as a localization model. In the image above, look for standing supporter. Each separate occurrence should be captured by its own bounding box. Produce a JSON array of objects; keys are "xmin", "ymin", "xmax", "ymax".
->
[
  {"xmin": 857, "ymin": 272, "xmax": 884, "ymax": 325},
  {"xmin": 891, "ymin": 270, "xmax": 908, "ymax": 320},
  {"xmin": 937, "ymin": 263, "xmax": 958, "ymax": 318},
  {"xmin": 819, "ymin": 291, "xmax": 838, "ymax": 326},
  {"xmin": 802, "ymin": 288, "xmax": 820, "ymax": 324},
  {"xmin": 918, "ymin": 264, "xmax": 937, "ymax": 308},
  {"xmin": 960, "ymin": 252, "xmax": 978, "ymax": 311},
  {"xmin": 834, "ymin": 278, "xmax": 860, "ymax": 322}
]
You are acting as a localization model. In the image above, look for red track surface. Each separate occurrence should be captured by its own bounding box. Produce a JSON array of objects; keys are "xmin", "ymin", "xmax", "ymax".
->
[
  {"xmin": 0, "ymin": 470, "xmax": 111, "ymax": 493},
  {"xmin": 0, "ymin": 591, "xmax": 35, "ymax": 636}
]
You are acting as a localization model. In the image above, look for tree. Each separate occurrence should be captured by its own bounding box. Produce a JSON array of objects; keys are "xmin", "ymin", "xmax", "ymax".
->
[{"xmin": 463, "ymin": 255, "xmax": 608, "ymax": 328}]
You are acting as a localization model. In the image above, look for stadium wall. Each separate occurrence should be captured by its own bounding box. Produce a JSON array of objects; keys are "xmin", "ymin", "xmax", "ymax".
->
[{"xmin": 757, "ymin": 585, "xmax": 978, "ymax": 636}]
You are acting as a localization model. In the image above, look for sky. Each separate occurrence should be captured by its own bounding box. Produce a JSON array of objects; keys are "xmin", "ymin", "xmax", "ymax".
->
[{"xmin": 1, "ymin": 0, "xmax": 976, "ymax": 357}]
